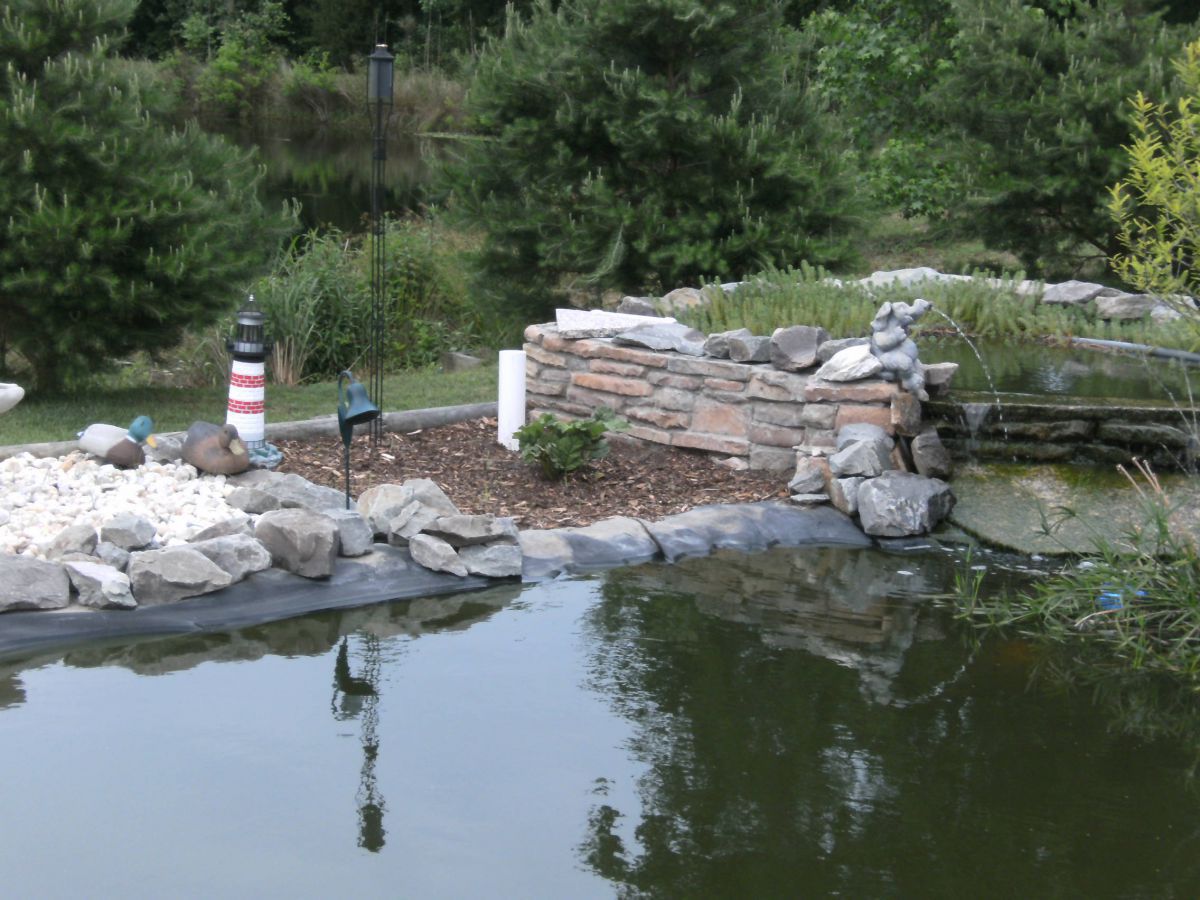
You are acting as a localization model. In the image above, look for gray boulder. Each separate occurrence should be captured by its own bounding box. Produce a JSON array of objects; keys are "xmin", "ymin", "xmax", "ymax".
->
[
  {"xmin": 829, "ymin": 439, "xmax": 892, "ymax": 478},
  {"xmin": 325, "ymin": 508, "xmax": 375, "ymax": 557},
  {"xmin": 189, "ymin": 514, "xmax": 254, "ymax": 542},
  {"xmin": 458, "ymin": 542, "xmax": 523, "ymax": 578},
  {"xmin": 47, "ymin": 523, "xmax": 98, "ymax": 559},
  {"xmin": 94, "ymin": 540, "xmax": 131, "ymax": 572},
  {"xmin": 727, "ymin": 334, "xmax": 772, "ymax": 363},
  {"xmin": 1094, "ymin": 288, "xmax": 1165, "ymax": 320},
  {"xmin": 358, "ymin": 479, "xmax": 459, "ymax": 538},
  {"xmin": 101, "ymin": 514, "xmax": 157, "ymax": 551},
  {"xmin": 658, "ymin": 286, "xmax": 706, "ymax": 314},
  {"xmin": 787, "ymin": 457, "xmax": 827, "ymax": 494},
  {"xmin": 770, "ymin": 325, "xmax": 829, "ymax": 371},
  {"xmin": 615, "ymin": 296, "xmax": 658, "ymax": 316},
  {"xmin": 423, "ymin": 514, "xmax": 519, "ymax": 548},
  {"xmin": 128, "ymin": 546, "xmax": 234, "ymax": 605},
  {"xmin": 518, "ymin": 530, "xmax": 575, "ymax": 580},
  {"xmin": 814, "ymin": 344, "xmax": 883, "ymax": 382},
  {"xmin": 0, "ymin": 556, "xmax": 70, "ymax": 611},
  {"xmin": 226, "ymin": 486, "xmax": 282, "ymax": 514},
  {"xmin": 829, "ymin": 476, "xmax": 865, "ymax": 516},
  {"xmin": 1041, "ymin": 280, "xmax": 1104, "ymax": 306},
  {"xmin": 228, "ymin": 469, "xmax": 346, "ymax": 512},
  {"xmin": 188, "ymin": 533, "xmax": 274, "ymax": 583},
  {"xmin": 817, "ymin": 337, "xmax": 870, "ymax": 363},
  {"xmin": 408, "ymin": 533, "xmax": 468, "ymax": 577},
  {"xmin": 703, "ymin": 328, "xmax": 753, "ymax": 359},
  {"xmin": 614, "ymin": 322, "xmax": 707, "ymax": 356},
  {"xmin": 254, "ymin": 508, "xmax": 340, "ymax": 578},
  {"xmin": 836, "ymin": 423, "xmax": 893, "ymax": 451},
  {"xmin": 857, "ymin": 472, "xmax": 955, "ymax": 537},
  {"xmin": 64, "ymin": 560, "xmax": 136, "ymax": 610},
  {"xmin": 911, "ymin": 428, "xmax": 953, "ymax": 479}
]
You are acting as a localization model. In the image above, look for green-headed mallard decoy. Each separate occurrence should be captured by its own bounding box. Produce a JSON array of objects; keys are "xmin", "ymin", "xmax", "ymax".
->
[
  {"xmin": 181, "ymin": 421, "xmax": 250, "ymax": 475},
  {"xmin": 78, "ymin": 415, "xmax": 156, "ymax": 468}
]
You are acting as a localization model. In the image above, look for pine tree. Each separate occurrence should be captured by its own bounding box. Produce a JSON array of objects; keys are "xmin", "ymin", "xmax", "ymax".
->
[
  {"xmin": 0, "ymin": 0, "xmax": 295, "ymax": 390},
  {"xmin": 938, "ymin": 0, "xmax": 1190, "ymax": 277},
  {"xmin": 439, "ymin": 0, "xmax": 858, "ymax": 313}
]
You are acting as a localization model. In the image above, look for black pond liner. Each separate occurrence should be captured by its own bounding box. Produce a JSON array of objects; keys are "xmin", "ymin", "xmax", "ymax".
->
[{"xmin": 0, "ymin": 545, "xmax": 492, "ymax": 663}]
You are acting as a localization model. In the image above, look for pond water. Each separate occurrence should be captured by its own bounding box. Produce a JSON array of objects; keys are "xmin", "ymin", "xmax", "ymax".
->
[
  {"xmin": 235, "ymin": 131, "xmax": 443, "ymax": 232},
  {"xmin": 921, "ymin": 337, "xmax": 1196, "ymax": 402},
  {"xmin": 2, "ymin": 546, "xmax": 1197, "ymax": 896}
]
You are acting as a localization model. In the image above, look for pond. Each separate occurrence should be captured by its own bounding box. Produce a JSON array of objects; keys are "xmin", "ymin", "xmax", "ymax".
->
[
  {"xmin": 2, "ymin": 545, "xmax": 1197, "ymax": 896},
  {"xmin": 235, "ymin": 131, "xmax": 444, "ymax": 232},
  {"xmin": 921, "ymin": 336, "xmax": 1197, "ymax": 402}
]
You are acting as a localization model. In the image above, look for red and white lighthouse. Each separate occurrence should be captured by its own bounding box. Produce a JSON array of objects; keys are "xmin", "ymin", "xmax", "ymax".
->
[{"xmin": 226, "ymin": 296, "xmax": 268, "ymax": 450}]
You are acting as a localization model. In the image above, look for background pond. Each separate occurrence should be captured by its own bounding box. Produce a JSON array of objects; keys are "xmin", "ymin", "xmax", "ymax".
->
[
  {"xmin": 921, "ymin": 337, "xmax": 1197, "ymax": 401},
  {"xmin": 2, "ymin": 546, "xmax": 1196, "ymax": 897}
]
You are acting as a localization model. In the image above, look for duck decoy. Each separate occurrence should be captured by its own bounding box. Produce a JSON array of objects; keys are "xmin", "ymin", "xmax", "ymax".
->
[
  {"xmin": 0, "ymin": 383, "xmax": 24, "ymax": 415},
  {"xmin": 78, "ymin": 415, "xmax": 156, "ymax": 468},
  {"xmin": 181, "ymin": 421, "xmax": 251, "ymax": 475}
]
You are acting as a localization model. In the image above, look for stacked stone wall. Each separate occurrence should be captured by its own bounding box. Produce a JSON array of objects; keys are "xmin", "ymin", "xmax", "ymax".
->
[{"xmin": 523, "ymin": 324, "xmax": 923, "ymax": 470}]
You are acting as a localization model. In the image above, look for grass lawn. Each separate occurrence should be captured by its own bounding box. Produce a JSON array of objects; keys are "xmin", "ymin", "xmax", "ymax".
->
[{"xmin": 0, "ymin": 365, "xmax": 499, "ymax": 447}]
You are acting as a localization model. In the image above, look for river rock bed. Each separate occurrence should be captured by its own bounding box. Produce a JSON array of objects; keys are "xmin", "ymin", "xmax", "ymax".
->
[{"xmin": 0, "ymin": 452, "xmax": 241, "ymax": 558}]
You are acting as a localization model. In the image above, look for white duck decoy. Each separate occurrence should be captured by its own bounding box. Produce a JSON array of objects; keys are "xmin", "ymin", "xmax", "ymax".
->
[
  {"xmin": 78, "ymin": 415, "xmax": 157, "ymax": 468},
  {"xmin": 0, "ymin": 383, "xmax": 23, "ymax": 415}
]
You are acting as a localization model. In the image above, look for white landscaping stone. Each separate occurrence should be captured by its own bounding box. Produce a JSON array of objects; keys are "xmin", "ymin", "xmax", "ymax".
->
[
  {"xmin": 555, "ymin": 308, "xmax": 676, "ymax": 339},
  {"xmin": 64, "ymin": 560, "xmax": 136, "ymax": 610},
  {"xmin": 814, "ymin": 344, "xmax": 884, "ymax": 382}
]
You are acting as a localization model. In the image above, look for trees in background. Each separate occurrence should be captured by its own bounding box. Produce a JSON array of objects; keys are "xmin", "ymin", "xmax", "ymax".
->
[
  {"xmin": 938, "ymin": 0, "xmax": 1188, "ymax": 278},
  {"xmin": 439, "ymin": 0, "xmax": 859, "ymax": 313},
  {"xmin": 0, "ymin": 0, "xmax": 294, "ymax": 390}
]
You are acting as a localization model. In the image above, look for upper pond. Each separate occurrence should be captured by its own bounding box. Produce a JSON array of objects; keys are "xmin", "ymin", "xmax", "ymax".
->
[{"xmin": 1, "ymin": 545, "xmax": 1196, "ymax": 896}]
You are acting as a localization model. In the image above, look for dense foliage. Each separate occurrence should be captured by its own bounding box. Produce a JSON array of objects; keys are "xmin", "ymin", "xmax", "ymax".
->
[
  {"xmin": 0, "ymin": 0, "xmax": 294, "ymax": 390},
  {"xmin": 440, "ymin": 0, "xmax": 859, "ymax": 314},
  {"xmin": 1109, "ymin": 38, "xmax": 1200, "ymax": 317},
  {"xmin": 938, "ymin": 0, "xmax": 1189, "ymax": 278}
]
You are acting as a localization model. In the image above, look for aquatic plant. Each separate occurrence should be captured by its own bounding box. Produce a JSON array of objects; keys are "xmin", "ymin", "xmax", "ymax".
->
[{"xmin": 956, "ymin": 459, "xmax": 1200, "ymax": 686}]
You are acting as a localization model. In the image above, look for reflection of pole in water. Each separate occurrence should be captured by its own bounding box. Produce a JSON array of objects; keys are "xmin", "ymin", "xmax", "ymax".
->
[{"xmin": 332, "ymin": 636, "xmax": 386, "ymax": 852}]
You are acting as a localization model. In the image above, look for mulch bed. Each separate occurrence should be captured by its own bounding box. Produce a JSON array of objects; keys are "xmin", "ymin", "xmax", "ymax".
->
[{"xmin": 273, "ymin": 417, "xmax": 786, "ymax": 530}]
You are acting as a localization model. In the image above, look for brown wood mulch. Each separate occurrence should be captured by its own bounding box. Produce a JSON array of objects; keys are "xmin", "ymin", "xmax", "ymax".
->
[{"xmin": 273, "ymin": 417, "xmax": 786, "ymax": 531}]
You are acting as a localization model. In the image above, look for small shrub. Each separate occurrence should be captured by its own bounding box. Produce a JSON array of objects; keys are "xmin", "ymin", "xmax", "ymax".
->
[{"xmin": 514, "ymin": 409, "xmax": 628, "ymax": 479}]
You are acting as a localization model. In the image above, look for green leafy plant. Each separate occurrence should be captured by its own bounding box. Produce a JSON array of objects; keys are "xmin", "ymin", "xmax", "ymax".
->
[
  {"xmin": 514, "ymin": 409, "xmax": 628, "ymax": 479},
  {"xmin": 1109, "ymin": 38, "xmax": 1200, "ymax": 332}
]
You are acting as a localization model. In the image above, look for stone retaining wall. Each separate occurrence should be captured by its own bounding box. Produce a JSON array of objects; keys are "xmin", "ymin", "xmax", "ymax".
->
[
  {"xmin": 926, "ymin": 397, "xmax": 1200, "ymax": 470},
  {"xmin": 523, "ymin": 323, "xmax": 924, "ymax": 470}
]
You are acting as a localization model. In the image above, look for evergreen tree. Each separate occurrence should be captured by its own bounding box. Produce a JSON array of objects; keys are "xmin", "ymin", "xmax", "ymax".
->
[
  {"xmin": 0, "ymin": 0, "xmax": 295, "ymax": 390},
  {"xmin": 938, "ymin": 0, "xmax": 1192, "ymax": 277},
  {"xmin": 439, "ymin": 0, "xmax": 858, "ymax": 313}
]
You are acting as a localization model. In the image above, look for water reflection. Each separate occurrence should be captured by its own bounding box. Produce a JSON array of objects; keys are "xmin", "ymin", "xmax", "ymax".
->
[
  {"xmin": 579, "ymin": 548, "xmax": 1200, "ymax": 897},
  {"xmin": 922, "ymin": 337, "xmax": 1196, "ymax": 401}
]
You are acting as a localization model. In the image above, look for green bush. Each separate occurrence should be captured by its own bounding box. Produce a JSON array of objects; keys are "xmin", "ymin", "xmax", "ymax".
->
[
  {"xmin": 247, "ymin": 217, "xmax": 502, "ymax": 381},
  {"xmin": 514, "ymin": 409, "xmax": 628, "ymax": 479},
  {"xmin": 937, "ymin": 0, "xmax": 1190, "ymax": 278},
  {"xmin": 1109, "ymin": 38, "xmax": 1200, "ymax": 335},
  {"xmin": 440, "ymin": 0, "xmax": 860, "ymax": 317},
  {"xmin": 0, "ymin": 0, "xmax": 294, "ymax": 391}
]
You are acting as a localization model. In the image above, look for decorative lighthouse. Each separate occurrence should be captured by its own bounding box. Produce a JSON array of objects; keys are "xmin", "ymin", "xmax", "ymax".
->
[{"xmin": 226, "ymin": 295, "xmax": 269, "ymax": 451}]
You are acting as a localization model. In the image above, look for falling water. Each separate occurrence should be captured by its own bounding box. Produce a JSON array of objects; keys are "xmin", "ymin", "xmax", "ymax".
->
[{"xmin": 927, "ymin": 307, "xmax": 1008, "ymax": 443}]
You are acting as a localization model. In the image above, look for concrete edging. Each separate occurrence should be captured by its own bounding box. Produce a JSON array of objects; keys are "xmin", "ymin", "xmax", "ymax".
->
[{"xmin": 0, "ymin": 401, "xmax": 498, "ymax": 462}]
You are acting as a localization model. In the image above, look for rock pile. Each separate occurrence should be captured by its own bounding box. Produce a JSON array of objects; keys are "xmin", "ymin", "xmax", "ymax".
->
[
  {"xmin": 357, "ymin": 479, "xmax": 522, "ymax": 578},
  {"xmin": 0, "ymin": 458, "xmax": 524, "ymax": 615},
  {"xmin": 789, "ymin": 423, "xmax": 955, "ymax": 537}
]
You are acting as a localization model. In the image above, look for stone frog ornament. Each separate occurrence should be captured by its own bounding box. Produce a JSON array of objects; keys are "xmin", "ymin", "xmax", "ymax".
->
[
  {"xmin": 78, "ymin": 415, "xmax": 157, "ymax": 468},
  {"xmin": 869, "ymin": 298, "xmax": 932, "ymax": 400},
  {"xmin": 182, "ymin": 421, "xmax": 251, "ymax": 476}
]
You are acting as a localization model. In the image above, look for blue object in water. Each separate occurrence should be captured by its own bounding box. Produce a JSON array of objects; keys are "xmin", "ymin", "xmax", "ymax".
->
[{"xmin": 1097, "ymin": 584, "xmax": 1147, "ymax": 610}]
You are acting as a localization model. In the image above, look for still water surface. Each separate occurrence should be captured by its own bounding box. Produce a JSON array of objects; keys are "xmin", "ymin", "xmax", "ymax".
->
[{"xmin": 2, "ymin": 546, "xmax": 1196, "ymax": 897}]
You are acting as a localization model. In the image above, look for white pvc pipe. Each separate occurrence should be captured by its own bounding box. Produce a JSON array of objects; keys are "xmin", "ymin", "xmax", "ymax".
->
[{"xmin": 497, "ymin": 349, "xmax": 527, "ymax": 451}]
